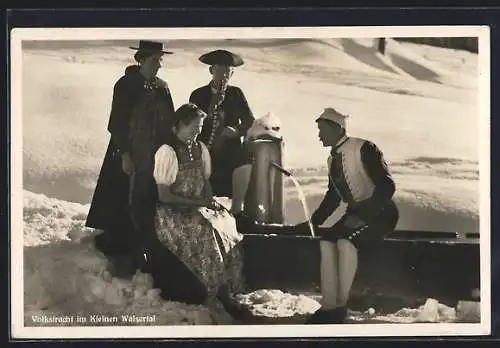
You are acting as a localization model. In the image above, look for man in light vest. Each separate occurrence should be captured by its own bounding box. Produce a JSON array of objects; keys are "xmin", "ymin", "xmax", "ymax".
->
[{"xmin": 297, "ymin": 107, "xmax": 399, "ymax": 324}]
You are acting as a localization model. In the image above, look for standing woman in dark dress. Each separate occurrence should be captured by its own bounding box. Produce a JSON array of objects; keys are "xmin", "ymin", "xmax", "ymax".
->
[
  {"xmin": 85, "ymin": 41, "xmax": 176, "ymax": 277},
  {"xmin": 189, "ymin": 50, "xmax": 255, "ymax": 198}
]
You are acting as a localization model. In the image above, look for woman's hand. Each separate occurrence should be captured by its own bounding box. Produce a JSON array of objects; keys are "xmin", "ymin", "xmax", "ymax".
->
[{"xmin": 204, "ymin": 198, "xmax": 226, "ymax": 211}]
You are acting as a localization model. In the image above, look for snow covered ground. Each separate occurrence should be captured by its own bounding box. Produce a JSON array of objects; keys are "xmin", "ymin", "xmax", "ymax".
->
[{"xmin": 16, "ymin": 36, "xmax": 485, "ymax": 330}]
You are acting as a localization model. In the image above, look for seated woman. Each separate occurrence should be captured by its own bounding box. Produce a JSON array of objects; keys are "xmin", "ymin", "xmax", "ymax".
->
[{"xmin": 149, "ymin": 103, "xmax": 246, "ymax": 315}]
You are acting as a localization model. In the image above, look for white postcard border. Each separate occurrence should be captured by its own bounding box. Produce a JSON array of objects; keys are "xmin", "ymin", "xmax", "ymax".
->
[{"xmin": 10, "ymin": 25, "xmax": 491, "ymax": 339}]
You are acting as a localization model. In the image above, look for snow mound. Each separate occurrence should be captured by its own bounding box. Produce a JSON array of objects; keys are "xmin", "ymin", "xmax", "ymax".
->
[
  {"xmin": 23, "ymin": 191, "xmax": 92, "ymax": 246},
  {"xmin": 348, "ymin": 298, "xmax": 466, "ymax": 324},
  {"xmin": 24, "ymin": 241, "xmax": 219, "ymax": 326},
  {"xmin": 23, "ymin": 191, "xmax": 226, "ymax": 326},
  {"xmin": 348, "ymin": 298, "xmax": 479, "ymax": 324},
  {"xmin": 235, "ymin": 289, "xmax": 321, "ymax": 318}
]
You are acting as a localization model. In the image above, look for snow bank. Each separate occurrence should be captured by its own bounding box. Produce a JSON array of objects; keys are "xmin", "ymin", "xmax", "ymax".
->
[
  {"xmin": 233, "ymin": 289, "xmax": 480, "ymax": 324},
  {"xmin": 235, "ymin": 289, "xmax": 321, "ymax": 318},
  {"xmin": 23, "ymin": 191, "xmax": 224, "ymax": 326},
  {"xmin": 348, "ymin": 298, "xmax": 457, "ymax": 324}
]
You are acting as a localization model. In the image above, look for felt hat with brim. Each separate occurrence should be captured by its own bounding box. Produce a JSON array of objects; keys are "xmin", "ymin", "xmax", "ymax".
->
[
  {"xmin": 199, "ymin": 49, "xmax": 244, "ymax": 67},
  {"xmin": 316, "ymin": 108, "xmax": 349, "ymax": 129},
  {"xmin": 129, "ymin": 40, "xmax": 173, "ymax": 55}
]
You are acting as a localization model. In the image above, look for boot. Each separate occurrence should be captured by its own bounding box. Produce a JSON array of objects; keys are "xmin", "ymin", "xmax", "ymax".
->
[
  {"xmin": 216, "ymin": 285, "xmax": 247, "ymax": 320},
  {"xmin": 108, "ymin": 252, "xmax": 140, "ymax": 280},
  {"xmin": 234, "ymin": 211, "xmax": 256, "ymax": 234},
  {"xmin": 305, "ymin": 306, "xmax": 347, "ymax": 324}
]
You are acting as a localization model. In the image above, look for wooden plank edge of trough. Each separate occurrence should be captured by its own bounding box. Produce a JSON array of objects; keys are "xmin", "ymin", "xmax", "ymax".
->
[{"xmin": 240, "ymin": 228, "xmax": 480, "ymax": 323}]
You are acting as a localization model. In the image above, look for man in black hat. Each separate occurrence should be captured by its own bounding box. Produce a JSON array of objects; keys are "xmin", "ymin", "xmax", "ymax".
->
[
  {"xmin": 189, "ymin": 49, "xmax": 255, "ymax": 198},
  {"xmin": 86, "ymin": 40, "xmax": 176, "ymax": 278}
]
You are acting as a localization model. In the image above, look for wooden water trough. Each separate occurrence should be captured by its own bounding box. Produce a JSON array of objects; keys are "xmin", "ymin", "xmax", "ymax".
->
[{"xmin": 241, "ymin": 230, "xmax": 480, "ymax": 314}]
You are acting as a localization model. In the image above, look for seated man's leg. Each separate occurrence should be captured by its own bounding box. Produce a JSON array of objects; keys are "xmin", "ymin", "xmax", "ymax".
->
[
  {"xmin": 319, "ymin": 240, "xmax": 340, "ymax": 310},
  {"xmin": 336, "ymin": 239, "xmax": 358, "ymax": 307},
  {"xmin": 308, "ymin": 217, "xmax": 357, "ymax": 324},
  {"xmin": 231, "ymin": 164, "xmax": 252, "ymax": 214}
]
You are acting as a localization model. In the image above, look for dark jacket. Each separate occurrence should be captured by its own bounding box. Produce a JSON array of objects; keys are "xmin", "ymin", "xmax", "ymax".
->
[
  {"xmin": 86, "ymin": 65, "xmax": 175, "ymax": 246},
  {"xmin": 311, "ymin": 139, "xmax": 397, "ymax": 227},
  {"xmin": 189, "ymin": 83, "xmax": 255, "ymax": 197},
  {"xmin": 109, "ymin": 65, "xmax": 175, "ymax": 170}
]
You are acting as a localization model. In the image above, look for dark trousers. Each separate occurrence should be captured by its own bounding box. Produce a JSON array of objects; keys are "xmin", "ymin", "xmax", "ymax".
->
[
  {"xmin": 209, "ymin": 166, "xmax": 234, "ymax": 198},
  {"xmin": 320, "ymin": 202, "xmax": 400, "ymax": 250}
]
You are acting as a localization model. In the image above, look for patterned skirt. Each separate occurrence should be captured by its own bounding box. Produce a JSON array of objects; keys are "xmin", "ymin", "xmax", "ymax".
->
[{"xmin": 154, "ymin": 204, "xmax": 246, "ymax": 299}]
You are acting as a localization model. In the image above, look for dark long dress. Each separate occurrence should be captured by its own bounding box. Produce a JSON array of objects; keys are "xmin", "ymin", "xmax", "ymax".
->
[
  {"xmin": 86, "ymin": 65, "xmax": 175, "ymax": 256},
  {"xmin": 189, "ymin": 84, "xmax": 255, "ymax": 198}
]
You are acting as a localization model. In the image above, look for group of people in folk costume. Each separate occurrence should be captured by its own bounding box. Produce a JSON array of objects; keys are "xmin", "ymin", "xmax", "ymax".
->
[{"xmin": 85, "ymin": 40, "xmax": 399, "ymax": 324}]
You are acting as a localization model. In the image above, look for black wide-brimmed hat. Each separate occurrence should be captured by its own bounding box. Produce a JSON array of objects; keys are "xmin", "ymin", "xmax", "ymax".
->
[
  {"xmin": 199, "ymin": 49, "xmax": 244, "ymax": 67},
  {"xmin": 129, "ymin": 40, "xmax": 173, "ymax": 55}
]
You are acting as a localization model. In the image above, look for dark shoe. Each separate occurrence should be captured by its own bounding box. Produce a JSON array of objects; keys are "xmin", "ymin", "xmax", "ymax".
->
[
  {"xmin": 218, "ymin": 298, "xmax": 247, "ymax": 321},
  {"xmin": 93, "ymin": 232, "xmax": 116, "ymax": 256},
  {"xmin": 139, "ymin": 248, "xmax": 153, "ymax": 274},
  {"xmin": 216, "ymin": 286, "xmax": 247, "ymax": 320},
  {"xmin": 305, "ymin": 307, "xmax": 347, "ymax": 324},
  {"xmin": 94, "ymin": 230, "xmax": 136, "ymax": 257},
  {"xmin": 234, "ymin": 212, "xmax": 256, "ymax": 234},
  {"xmin": 108, "ymin": 253, "xmax": 140, "ymax": 280},
  {"xmin": 331, "ymin": 306, "xmax": 348, "ymax": 323},
  {"xmin": 305, "ymin": 309, "xmax": 330, "ymax": 324}
]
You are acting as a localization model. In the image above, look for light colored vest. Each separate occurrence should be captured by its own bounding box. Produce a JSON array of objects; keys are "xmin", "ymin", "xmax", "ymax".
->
[{"xmin": 327, "ymin": 137, "xmax": 375, "ymax": 203}]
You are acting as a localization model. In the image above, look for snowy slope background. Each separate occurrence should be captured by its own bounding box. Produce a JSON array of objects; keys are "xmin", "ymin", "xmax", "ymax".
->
[{"xmin": 19, "ymin": 37, "xmax": 482, "ymax": 326}]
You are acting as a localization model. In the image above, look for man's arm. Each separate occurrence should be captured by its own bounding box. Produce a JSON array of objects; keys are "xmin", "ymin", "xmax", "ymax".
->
[
  {"xmin": 107, "ymin": 78, "xmax": 134, "ymax": 154},
  {"xmin": 310, "ymin": 184, "xmax": 342, "ymax": 226},
  {"xmin": 233, "ymin": 87, "xmax": 255, "ymax": 137},
  {"xmin": 161, "ymin": 82, "xmax": 175, "ymax": 114},
  {"xmin": 155, "ymin": 82, "xmax": 176, "ymax": 148},
  {"xmin": 351, "ymin": 141, "xmax": 396, "ymax": 222}
]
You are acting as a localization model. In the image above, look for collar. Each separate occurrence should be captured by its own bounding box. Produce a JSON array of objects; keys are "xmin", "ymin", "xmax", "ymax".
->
[
  {"xmin": 210, "ymin": 81, "xmax": 218, "ymax": 94},
  {"xmin": 330, "ymin": 135, "xmax": 349, "ymax": 154},
  {"xmin": 209, "ymin": 80, "xmax": 229, "ymax": 94},
  {"xmin": 173, "ymin": 134, "xmax": 197, "ymax": 146}
]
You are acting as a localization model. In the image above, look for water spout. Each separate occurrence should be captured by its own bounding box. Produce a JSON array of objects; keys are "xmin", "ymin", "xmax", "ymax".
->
[{"xmin": 271, "ymin": 162, "xmax": 316, "ymax": 238}]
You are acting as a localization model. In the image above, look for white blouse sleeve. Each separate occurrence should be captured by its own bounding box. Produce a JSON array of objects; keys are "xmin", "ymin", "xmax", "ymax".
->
[
  {"xmin": 153, "ymin": 144, "xmax": 179, "ymax": 186},
  {"xmin": 199, "ymin": 141, "xmax": 212, "ymax": 180}
]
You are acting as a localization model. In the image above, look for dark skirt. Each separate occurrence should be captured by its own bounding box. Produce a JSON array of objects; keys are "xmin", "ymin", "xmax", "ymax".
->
[
  {"xmin": 86, "ymin": 141, "xmax": 158, "ymax": 255},
  {"xmin": 147, "ymin": 238, "xmax": 208, "ymax": 305}
]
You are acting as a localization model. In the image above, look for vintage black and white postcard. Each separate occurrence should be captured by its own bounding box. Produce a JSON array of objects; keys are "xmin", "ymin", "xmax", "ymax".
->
[{"xmin": 9, "ymin": 25, "xmax": 491, "ymax": 339}]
